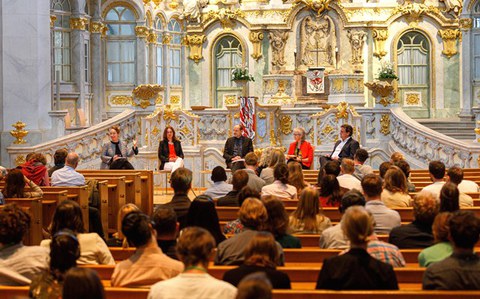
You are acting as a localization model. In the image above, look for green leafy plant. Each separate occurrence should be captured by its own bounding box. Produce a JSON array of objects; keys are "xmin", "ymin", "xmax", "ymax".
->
[
  {"xmin": 377, "ymin": 61, "xmax": 398, "ymax": 80},
  {"xmin": 231, "ymin": 65, "xmax": 255, "ymax": 82}
]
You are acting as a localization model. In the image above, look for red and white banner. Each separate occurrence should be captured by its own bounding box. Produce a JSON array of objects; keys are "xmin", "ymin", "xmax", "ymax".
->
[{"xmin": 240, "ymin": 96, "xmax": 255, "ymax": 139}]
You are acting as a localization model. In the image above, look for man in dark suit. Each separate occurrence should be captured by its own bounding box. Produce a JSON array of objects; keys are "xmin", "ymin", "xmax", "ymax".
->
[
  {"xmin": 223, "ymin": 124, "xmax": 254, "ymax": 172},
  {"xmin": 319, "ymin": 124, "xmax": 359, "ymax": 168}
]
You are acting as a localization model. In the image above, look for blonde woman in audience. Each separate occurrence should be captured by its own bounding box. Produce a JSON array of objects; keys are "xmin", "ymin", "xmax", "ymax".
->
[
  {"xmin": 261, "ymin": 164, "xmax": 297, "ymax": 200},
  {"xmin": 418, "ymin": 212, "xmax": 453, "ymax": 267},
  {"xmin": 260, "ymin": 149, "xmax": 286, "ymax": 185},
  {"xmin": 316, "ymin": 206, "xmax": 399, "ymax": 290},
  {"xmin": 381, "ymin": 166, "xmax": 412, "ymax": 208},
  {"xmin": 148, "ymin": 227, "xmax": 237, "ymax": 299},
  {"xmin": 390, "ymin": 152, "xmax": 405, "ymax": 164},
  {"xmin": 287, "ymin": 162, "xmax": 309, "ymax": 194},
  {"xmin": 106, "ymin": 203, "xmax": 140, "ymax": 247},
  {"xmin": 289, "ymin": 187, "xmax": 331, "ymax": 234}
]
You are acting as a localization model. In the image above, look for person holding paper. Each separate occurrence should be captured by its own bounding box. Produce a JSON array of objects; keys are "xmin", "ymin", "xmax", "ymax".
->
[{"xmin": 223, "ymin": 124, "xmax": 254, "ymax": 172}]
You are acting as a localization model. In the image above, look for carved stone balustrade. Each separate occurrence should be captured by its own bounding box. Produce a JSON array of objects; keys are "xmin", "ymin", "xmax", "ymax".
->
[{"xmin": 328, "ymin": 74, "xmax": 365, "ymax": 106}]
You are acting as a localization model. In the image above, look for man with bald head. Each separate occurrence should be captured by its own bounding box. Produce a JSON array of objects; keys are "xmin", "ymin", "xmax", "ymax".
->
[
  {"xmin": 223, "ymin": 124, "xmax": 254, "ymax": 172},
  {"xmin": 51, "ymin": 152, "xmax": 85, "ymax": 186}
]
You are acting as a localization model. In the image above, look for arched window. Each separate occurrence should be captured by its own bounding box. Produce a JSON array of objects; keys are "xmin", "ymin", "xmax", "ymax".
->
[
  {"xmin": 155, "ymin": 16, "xmax": 164, "ymax": 85},
  {"xmin": 472, "ymin": 2, "xmax": 480, "ymax": 79},
  {"xmin": 167, "ymin": 19, "xmax": 183, "ymax": 86},
  {"xmin": 51, "ymin": 0, "xmax": 72, "ymax": 82},
  {"xmin": 213, "ymin": 35, "xmax": 243, "ymax": 108},
  {"xmin": 396, "ymin": 31, "xmax": 431, "ymax": 118},
  {"xmin": 105, "ymin": 6, "xmax": 136, "ymax": 84}
]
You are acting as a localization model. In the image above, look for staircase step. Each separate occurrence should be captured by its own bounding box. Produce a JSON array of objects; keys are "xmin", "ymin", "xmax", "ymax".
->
[{"xmin": 417, "ymin": 118, "xmax": 476, "ymax": 140}]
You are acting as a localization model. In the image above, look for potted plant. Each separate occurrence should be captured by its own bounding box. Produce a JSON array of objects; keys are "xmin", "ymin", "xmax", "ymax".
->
[
  {"xmin": 231, "ymin": 65, "xmax": 255, "ymax": 84},
  {"xmin": 377, "ymin": 61, "xmax": 398, "ymax": 84}
]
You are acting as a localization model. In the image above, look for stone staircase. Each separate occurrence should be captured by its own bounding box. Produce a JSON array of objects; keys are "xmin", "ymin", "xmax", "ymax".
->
[{"xmin": 417, "ymin": 119, "xmax": 476, "ymax": 141}]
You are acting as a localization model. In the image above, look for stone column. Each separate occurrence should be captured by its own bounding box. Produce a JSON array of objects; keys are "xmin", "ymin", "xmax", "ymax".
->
[
  {"xmin": 459, "ymin": 17, "xmax": 474, "ymax": 120},
  {"xmin": 70, "ymin": 16, "xmax": 88, "ymax": 126},
  {"xmin": 135, "ymin": 25, "xmax": 148, "ymax": 85},
  {"xmin": 90, "ymin": 20, "xmax": 105, "ymax": 124},
  {"xmin": 147, "ymin": 30, "xmax": 157, "ymax": 84}
]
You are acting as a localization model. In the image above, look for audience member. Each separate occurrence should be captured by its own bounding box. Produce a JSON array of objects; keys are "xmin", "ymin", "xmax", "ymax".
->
[
  {"xmin": 257, "ymin": 147, "xmax": 274, "ymax": 178},
  {"xmin": 389, "ymin": 192, "xmax": 438, "ymax": 249},
  {"xmin": 161, "ymin": 167, "xmax": 192, "ymax": 229},
  {"xmin": 439, "ymin": 182, "xmax": 460, "ymax": 212},
  {"xmin": 390, "ymin": 152, "xmax": 405, "ymax": 164},
  {"xmin": 215, "ymin": 198, "xmax": 284, "ymax": 265},
  {"xmin": 337, "ymin": 159, "xmax": 362, "ymax": 192},
  {"xmin": 152, "ymin": 207, "xmax": 180, "ymax": 260},
  {"xmin": 261, "ymin": 164, "xmax": 297, "ymax": 200},
  {"xmin": 289, "ymin": 187, "xmax": 331, "ymax": 234},
  {"xmin": 40, "ymin": 200, "xmax": 114, "ymax": 265},
  {"xmin": 0, "ymin": 204, "xmax": 49, "ymax": 285},
  {"xmin": 316, "ymin": 206, "xmax": 399, "ymax": 290},
  {"xmin": 381, "ymin": 166, "xmax": 412, "ymax": 208},
  {"xmin": 243, "ymin": 153, "xmax": 266, "ymax": 193},
  {"xmin": 352, "ymin": 148, "xmax": 373, "ymax": 180},
  {"xmin": 422, "ymin": 161, "xmax": 446, "ymax": 199},
  {"xmin": 263, "ymin": 197, "xmax": 301, "ymax": 248},
  {"xmin": 29, "ymin": 229, "xmax": 80, "ymax": 298},
  {"xmin": 223, "ymin": 187, "xmax": 261, "ymax": 235},
  {"xmin": 223, "ymin": 232, "xmax": 291, "ymax": 289},
  {"xmin": 287, "ymin": 162, "xmax": 309, "ymax": 194},
  {"xmin": 319, "ymin": 174, "xmax": 345, "ymax": 207},
  {"xmin": 362, "ymin": 174, "xmax": 401, "ymax": 234},
  {"xmin": 111, "ymin": 211, "xmax": 183, "ymax": 287},
  {"xmin": 186, "ymin": 195, "xmax": 226, "ymax": 245},
  {"xmin": 423, "ymin": 211, "xmax": 480, "ymax": 290},
  {"xmin": 1, "ymin": 169, "xmax": 43, "ymax": 199},
  {"xmin": 48, "ymin": 148, "xmax": 68, "ymax": 176},
  {"xmin": 149, "ymin": 227, "xmax": 237, "ymax": 299},
  {"xmin": 235, "ymin": 272, "xmax": 272, "ymax": 299},
  {"xmin": 218, "ymin": 170, "xmax": 249, "ymax": 206},
  {"xmin": 63, "ymin": 267, "xmax": 105, "ymax": 299},
  {"xmin": 317, "ymin": 160, "xmax": 341, "ymax": 187},
  {"xmin": 106, "ymin": 203, "xmax": 140, "ymax": 247},
  {"xmin": 19, "ymin": 153, "xmax": 50, "ymax": 186},
  {"xmin": 394, "ymin": 160, "xmax": 416, "ymax": 192},
  {"xmin": 418, "ymin": 212, "xmax": 453, "ymax": 267},
  {"xmin": 260, "ymin": 149, "xmax": 286, "ymax": 185},
  {"xmin": 378, "ymin": 161, "xmax": 392, "ymax": 179},
  {"xmin": 446, "ymin": 166, "xmax": 474, "ymax": 206},
  {"xmin": 203, "ymin": 166, "xmax": 233, "ymax": 199}
]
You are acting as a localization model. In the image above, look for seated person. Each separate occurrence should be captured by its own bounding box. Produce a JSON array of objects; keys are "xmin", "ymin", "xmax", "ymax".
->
[
  {"xmin": 446, "ymin": 166, "xmax": 474, "ymax": 207},
  {"xmin": 261, "ymin": 164, "xmax": 297, "ymax": 200},
  {"xmin": 381, "ymin": 166, "xmax": 412, "ymax": 208},
  {"xmin": 336, "ymin": 159, "xmax": 362, "ymax": 192},
  {"xmin": 160, "ymin": 168, "xmax": 192, "ymax": 229},
  {"xmin": 260, "ymin": 149, "xmax": 286, "ymax": 185},
  {"xmin": 418, "ymin": 212, "xmax": 453, "ymax": 267},
  {"xmin": 203, "ymin": 166, "xmax": 232, "ymax": 199},
  {"xmin": 264, "ymin": 197, "xmax": 301, "ymax": 248},
  {"xmin": 244, "ymin": 153, "xmax": 266, "ymax": 193},
  {"xmin": 319, "ymin": 124, "xmax": 359, "ymax": 168},
  {"xmin": 223, "ymin": 124, "xmax": 254, "ymax": 172},
  {"xmin": 48, "ymin": 148, "xmax": 68, "ymax": 176},
  {"xmin": 152, "ymin": 207, "xmax": 180, "ymax": 260},
  {"xmin": 19, "ymin": 153, "xmax": 50, "ymax": 186},
  {"xmin": 62, "ymin": 267, "xmax": 105, "ymax": 299},
  {"xmin": 158, "ymin": 126, "xmax": 184, "ymax": 173},
  {"xmin": 422, "ymin": 161, "xmax": 446, "ymax": 199},
  {"xmin": 217, "ymin": 170, "xmax": 249, "ymax": 207},
  {"xmin": 223, "ymin": 187, "xmax": 261, "ymax": 235},
  {"xmin": 352, "ymin": 149, "xmax": 373, "ymax": 180},
  {"xmin": 423, "ymin": 211, "xmax": 480, "ymax": 290},
  {"xmin": 289, "ymin": 187, "xmax": 331, "ymax": 234},
  {"xmin": 286, "ymin": 127, "xmax": 313, "ymax": 169},
  {"xmin": 394, "ymin": 159, "xmax": 416, "ymax": 192},
  {"xmin": 235, "ymin": 272, "xmax": 272, "ymax": 299},
  {"xmin": 106, "ymin": 203, "xmax": 140, "ymax": 247},
  {"xmin": 111, "ymin": 211, "xmax": 183, "ymax": 287}
]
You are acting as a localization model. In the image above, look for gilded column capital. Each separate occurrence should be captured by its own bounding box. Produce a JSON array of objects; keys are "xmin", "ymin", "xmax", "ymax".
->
[
  {"xmin": 186, "ymin": 34, "xmax": 207, "ymax": 63},
  {"xmin": 70, "ymin": 17, "xmax": 88, "ymax": 31},
  {"xmin": 90, "ymin": 21, "xmax": 106, "ymax": 35},
  {"xmin": 439, "ymin": 29, "xmax": 461, "ymax": 58},
  {"xmin": 249, "ymin": 31, "xmax": 264, "ymax": 61},
  {"xmin": 135, "ymin": 26, "xmax": 149, "ymax": 39},
  {"xmin": 459, "ymin": 18, "xmax": 473, "ymax": 31},
  {"xmin": 372, "ymin": 28, "xmax": 388, "ymax": 58},
  {"xmin": 147, "ymin": 30, "xmax": 158, "ymax": 44},
  {"xmin": 50, "ymin": 15, "xmax": 57, "ymax": 28},
  {"xmin": 163, "ymin": 34, "xmax": 172, "ymax": 44}
]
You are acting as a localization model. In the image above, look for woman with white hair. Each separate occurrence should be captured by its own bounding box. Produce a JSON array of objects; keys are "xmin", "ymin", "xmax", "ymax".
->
[{"xmin": 286, "ymin": 127, "xmax": 314, "ymax": 169}]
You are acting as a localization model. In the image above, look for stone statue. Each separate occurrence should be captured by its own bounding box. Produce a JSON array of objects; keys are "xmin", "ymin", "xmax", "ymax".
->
[
  {"xmin": 440, "ymin": 0, "xmax": 462, "ymax": 15},
  {"xmin": 347, "ymin": 29, "xmax": 366, "ymax": 65},
  {"xmin": 181, "ymin": 0, "xmax": 209, "ymax": 23},
  {"xmin": 300, "ymin": 15, "xmax": 336, "ymax": 69},
  {"xmin": 269, "ymin": 30, "xmax": 289, "ymax": 71}
]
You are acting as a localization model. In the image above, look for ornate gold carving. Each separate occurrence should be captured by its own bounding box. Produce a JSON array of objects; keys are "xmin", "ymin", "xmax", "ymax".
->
[
  {"xmin": 269, "ymin": 30, "xmax": 289, "ymax": 72},
  {"xmin": 332, "ymin": 79, "xmax": 344, "ymax": 93},
  {"xmin": 170, "ymin": 95, "xmax": 180, "ymax": 105},
  {"xmin": 364, "ymin": 81, "xmax": 396, "ymax": 107},
  {"xmin": 144, "ymin": 0, "xmax": 163, "ymax": 5},
  {"xmin": 380, "ymin": 114, "xmax": 391, "ymax": 135},
  {"xmin": 322, "ymin": 125, "xmax": 333, "ymax": 134},
  {"xmin": 155, "ymin": 96, "xmax": 163, "ymax": 105},
  {"xmin": 180, "ymin": 126, "xmax": 191, "ymax": 136},
  {"xmin": 185, "ymin": 34, "xmax": 207, "ymax": 63},
  {"xmin": 459, "ymin": 18, "xmax": 473, "ymax": 30},
  {"xmin": 258, "ymin": 112, "xmax": 266, "ymax": 119},
  {"xmin": 234, "ymin": 113, "xmax": 240, "ymax": 119},
  {"xmin": 111, "ymin": 95, "xmax": 133, "ymax": 105},
  {"xmin": 243, "ymin": 10, "xmax": 291, "ymax": 21},
  {"xmin": 10, "ymin": 121, "xmax": 28, "ymax": 144},
  {"xmin": 441, "ymin": 0, "xmax": 462, "ymax": 16},
  {"xmin": 90, "ymin": 21, "xmax": 106, "ymax": 34},
  {"xmin": 347, "ymin": 30, "xmax": 366, "ymax": 67},
  {"xmin": 162, "ymin": 34, "xmax": 172, "ymax": 44},
  {"xmin": 169, "ymin": 0, "xmax": 179, "ymax": 9},
  {"xmin": 135, "ymin": 26, "xmax": 149, "ymax": 38},
  {"xmin": 204, "ymin": 8, "xmax": 245, "ymax": 29},
  {"xmin": 50, "ymin": 15, "xmax": 57, "ymax": 28},
  {"xmin": 293, "ymin": 0, "xmax": 332, "ymax": 16},
  {"xmin": 163, "ymin": 106, "xmax": 179, "ymax": 121},
  {"xmin": 249, "ymin": 31, "xmax": 264, "ymax": 61},
  {"xmin": 151, "ymin": 126, "xmax": 160, "ymax": 136},
  {"xmin": 15, "ymin": 155, "xmax": 26, "ymax": 166},
  {"xmin": 147, "ymin": 31, "xmax": 158, "ymax": 44},
  {"xmin": 372, "ymin": 29, "xmax": 388, "ymax": 58},
  {"xmin": 392, "ymin": 3, "xmax": 440, "ymax": 26},
  {"xmin": 132, "ymin": 84, "xmax": 163, "ymax": 101},
  {"xmin": 280, "ymin": 115, "xmax": 292, "ymax": 135},
  {"xmin": 225, "ymin": 95, "xmax": 237, "ymax": 105},
  {"xmin": 335, "ymin": 102, "xmax": 349, "ymax": 120},
  {"xmin": 439, "ymin": 29, "xmax": 461, "ymax": 58},
  {"xmin": 70, "ymin": 17, "xmax": 88, "ymax": 30},
  {"xmin": 405, "ymin": 93, "xmax": 420, "ymax": 105}
]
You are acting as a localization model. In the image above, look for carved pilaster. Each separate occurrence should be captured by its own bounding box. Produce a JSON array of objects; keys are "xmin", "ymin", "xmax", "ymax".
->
[
  {"xmin": 186, "ymin": 34, "xmax": 207, "ymax": 63},
  {"xmin": 269, "ymin": 30, "xmax": 289, "ymax": 72},
  {"xmin": 70, "ymin": 17, "xmax": 88, "ymax": 30},
  {"xmin": 372, "ymin": 29, "xmax": 388, "ymax": 58},
  {"xmin": 249, "ymin": 31, "xmax": 264, "ymax": 61},
  {"xmin": 439, "ymin": 29, "xmax": 461, "ymax": 58}
]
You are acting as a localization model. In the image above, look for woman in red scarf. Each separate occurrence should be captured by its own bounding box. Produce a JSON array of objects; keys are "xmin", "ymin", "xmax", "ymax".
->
[{"xmin": 19, "ymin": 153, "xmax": 50, "ymax": 186}]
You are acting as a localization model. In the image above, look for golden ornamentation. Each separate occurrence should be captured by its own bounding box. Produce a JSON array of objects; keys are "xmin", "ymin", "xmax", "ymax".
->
[
  {"xmin": 50, "ymin": 15, "xmax": 57, "ymax": 28},
  {"xmin": 137, "ymin": 100, "xmax": 150, "ymax": 109},
  {"xmin": 204, "ymin": 8, "xmax": 245, "ymax": 29},
  {"xmin": 10, "ymin": 121, "xmax": 28, "ymax": 144},
  {"xmin": 15, "ymin": 155, "xmax": 25, "ymax": 166},
  {"xmin": 185, "ymin": 34, "xmax": 207, "ymax": 63},
  {"xmin": 249, "ymin": 31, "xmax": 264, "ymax": 61},
  {"xmin": 322, "ymin": 125, "xmax": 334, "ymax": 135},
  {"xmin": 162, "ymin": 34, "xmax": 172, "ymax": 44},
  {"xmin": 143, "ymin": 0, "xmax": 162, "ymax": 5},
  {"xmin": 163, "ymin": 106, "xmax": 179, "ymax": 121},
  {"xmin": 332, "ymin": 79, "xmax": 344, "ymax": 93},
  {"xmin": 405, "ymin": 93, "xmax": 420, "ymax": 105},
  {"xmin": 111, "ymin": 95, "xmax": 133, "ymax": 106},
  {"xmin": 135, "ymin": 26, "xmax": 149, "ymax": 38},
  {"xmin": 335, "ymin": 102, "xmax": 349, "ymax": 120},
  {"xmin": 392, "ymin": 3, "xmax": 440, "ymax": 26},
  {"xmin": 225, "ymin": 95, "xmax": 237, "ymax": 105},
  {"xmin": 170, "ymin": 95, "xmax": 180, "ymax": 105},
  {"xmin": 280, "ymin": 115, "xmax": 292, "ymax": 135},
  {"xmin": 180, "ymin": 126, "xmax": 191, "ymax": 136},
  {"xmin": 132, "ymin": 84, "xmax": 163, "ymax": 101},
  {"xmin": 90, "ymin": 21, "xmax": 106, "ymax": 34},
  {"xmin": 243, "ymin": 10, "xmax": 290, "ymax": 21},
  {"xmin": 269, "ymin": 112, "xmax": 277, "ymax": 146},
  {"xmin": 169, "ymin": 0, "xmax": 179, "ymax": 9},
  {"xmin": 293, "ymin": 0, "xmax": 332, "ymax": 16},
  {"xmin": 70, "ymin": 17, "xmax": 88, "ymax": 30},
  {"xmin": 439, "ymin": 29, "xmax": 461, "ymax": 58},
  {"xmin": 155, "ymin": 96, "xmax": 163, "ymax": 105},
  {"xmin": 258, "ymin": 112, "xmax": 266, "ymax": 119},
  {"xmin": 380, "ymin": 114, "xmax": 391, "ymax": 135},
  {"xmin": 151, "ymin": 126, "xmax": 160, "ymax": 136},
  {"xmin": 234, "ymin": 113, "xmax": 240, "ymax": 119},
  {"xmin": 372, "ymin": 29, "xmax": 388, "ymax": 58},
  {"xmin": 459, "ymin": 18, "xmax": 473, "ymax": 30},
  {"xmin": 147, "ymin": 31, "xmax": 157, "ymax": 44},
  {"xmin": 364, "ymin": 81, "xmax": 395, "ymax": 107}
]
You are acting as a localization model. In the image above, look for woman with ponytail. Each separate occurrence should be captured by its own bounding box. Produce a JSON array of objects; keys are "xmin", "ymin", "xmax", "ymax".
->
[{"xmin": 261, "ymin": 164, "xmax": 297, "ymax": 200}]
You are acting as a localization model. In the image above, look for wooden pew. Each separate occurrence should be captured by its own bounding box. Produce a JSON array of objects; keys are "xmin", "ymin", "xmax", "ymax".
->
[{"xmin": 3, "ymin": 198, "xmax": 43, "ymax": 245}]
